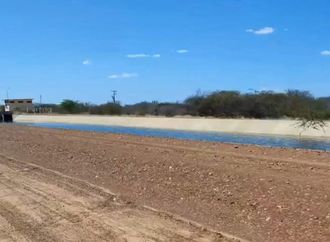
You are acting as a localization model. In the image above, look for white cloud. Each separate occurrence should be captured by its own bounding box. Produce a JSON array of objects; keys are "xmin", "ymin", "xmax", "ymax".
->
[
  {"xmin": 126, "ymin": 53, "xmax": 160, "ymax": 59},
  {"xmin": 321, "ymin": 50, "xmax": 330, "ymax": 56},
  {"xmin": 246, "ymin": 27, "xmax": 275, "ymax": 35},
  {"xmin": 108, "ymin": 73, "xmax": 138, "ymax": 79},
  {"xmin": 82, "ymin": 59, "xmax": 91, "ymax": 65},
  {"xmin": 176, "ymin": 49, "xmax": 189, "ymax": 54},
  {"xmin": 126, "ymin": 54, "xmax": 149, "ymax": 58}
]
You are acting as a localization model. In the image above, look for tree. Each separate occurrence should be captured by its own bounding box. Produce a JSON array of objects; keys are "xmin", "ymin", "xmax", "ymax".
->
[
  {"xmin": 296, "ymin": 117, "xmax": 327, "ymax": 136},
  {"xmin": 47, "ymin": 90, "xmax": 330, "ymax": 119},
  {"xmin": 60, "ymin": 100, "xmax": 90, "ymax": 114},
  {"xmin": 89, "ymin": 102, "xmax": 122, "ymax": 115},
  {"xmin": 184, "ymin": 90, "xmax": 206, "ymax": 116},
  {"xmin": 294, "ymin": 104, "xmax": 327, "ymax": 136}
]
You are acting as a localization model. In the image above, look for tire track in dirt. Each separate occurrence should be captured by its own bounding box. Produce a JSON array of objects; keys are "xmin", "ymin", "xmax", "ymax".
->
[{"xmin": 0, "ymin": 155, "xmax": 237, "ymax": 242}]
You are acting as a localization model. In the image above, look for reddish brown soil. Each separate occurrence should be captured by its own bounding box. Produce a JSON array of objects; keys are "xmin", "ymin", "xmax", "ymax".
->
[
  {"xmin": 0, "ymin": 125, "xmax": 329, "ymax": 241},
  {"xmin": 0, "ymin": 155, "xmax": 229, "ymax": 241}
]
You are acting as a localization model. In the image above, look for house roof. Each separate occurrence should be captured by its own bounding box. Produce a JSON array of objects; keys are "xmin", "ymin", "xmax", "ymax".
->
[{"xmin": 4, "ymin": 99, "xmax": 33, "ymax": 101}]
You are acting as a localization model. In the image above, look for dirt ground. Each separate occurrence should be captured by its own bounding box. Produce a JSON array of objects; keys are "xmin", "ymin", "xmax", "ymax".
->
[
  {"xmin": 0, "ymin": 125, "xmax": 329, "ymax": 241},
  {"xmin": 0, "ymin": 155, "xmax": 229, "ymax": 242}
]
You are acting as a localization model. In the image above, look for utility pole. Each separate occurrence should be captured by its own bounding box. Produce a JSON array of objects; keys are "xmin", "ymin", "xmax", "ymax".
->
[
  {"xmin": 39, "ymin": 95, "xmax": 42, "ymax": 113},
  {"xmin": 6, "ymin": 88, "xmax": 10, "ymax": 99},
  {"xmin": 111, "ymin": 90, "xmax": 117, "ymax": 104}
]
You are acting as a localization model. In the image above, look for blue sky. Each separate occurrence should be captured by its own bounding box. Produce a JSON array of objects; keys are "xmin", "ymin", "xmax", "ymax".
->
[{"xmin": 0, "ymin": 0, "xmax": 329, "ymax": 104}]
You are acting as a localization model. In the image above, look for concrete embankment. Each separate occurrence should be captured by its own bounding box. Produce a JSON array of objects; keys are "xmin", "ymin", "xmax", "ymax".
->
[{"xmin": 14, "ymin": 114, "xmax": 330, "ymax": 138}]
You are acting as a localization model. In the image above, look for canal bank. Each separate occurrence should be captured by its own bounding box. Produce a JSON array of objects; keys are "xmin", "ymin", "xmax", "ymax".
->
[
  {"xmin": 14, "ymin": 114, "xmax": 330, "ymax": 138},
  {"xmin": 1, "ymin": 124, "xmax": 329, "ymax": 242}
]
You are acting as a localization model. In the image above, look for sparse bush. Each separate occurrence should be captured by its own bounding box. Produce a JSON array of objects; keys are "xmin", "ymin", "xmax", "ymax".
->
[
  {"xmin": 51, "ymin": 91, "xmax": 329, "ymax": 120},
  {"xmin": 59, "ymin": 100, "xmax": 90, "ymax": 114},
  {"xmin": 296, "ymin": 118, "xmax": 327, "ymax": 136},
  {"xmin": 90, "ymin": 103, "xmax": 122, "ymax": 115}
]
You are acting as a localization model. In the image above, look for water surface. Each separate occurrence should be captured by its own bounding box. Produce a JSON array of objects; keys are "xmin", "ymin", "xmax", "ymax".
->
[{"xmin": 18, "ymin": 122, "xmax": 330, "ymax": 151}]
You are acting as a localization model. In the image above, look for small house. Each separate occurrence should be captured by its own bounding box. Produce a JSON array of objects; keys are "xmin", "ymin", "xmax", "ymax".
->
[{"xmin": 4, "ymin": 99, "xmax": 34, "ymax": 113}]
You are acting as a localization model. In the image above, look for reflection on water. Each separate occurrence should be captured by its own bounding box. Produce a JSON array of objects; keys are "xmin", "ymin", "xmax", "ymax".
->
[{"xmin": 19, "ymin": 122, "xmax": 330, "ymax": 151}]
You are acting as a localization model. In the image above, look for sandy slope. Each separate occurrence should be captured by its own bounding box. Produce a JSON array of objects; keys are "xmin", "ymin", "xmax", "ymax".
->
[{"xmin": 15, "ymin": 114, "xmax": 330, "ymax": 138}]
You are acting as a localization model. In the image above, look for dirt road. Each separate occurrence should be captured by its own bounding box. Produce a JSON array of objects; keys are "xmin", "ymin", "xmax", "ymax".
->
[
  {"xmin": 0, "ymin": 154, "xmax": 231, "ymax": 242},
  {"xmin": 0, "ymin": 125, "xmax": 329, "ymax": 241}
]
